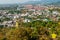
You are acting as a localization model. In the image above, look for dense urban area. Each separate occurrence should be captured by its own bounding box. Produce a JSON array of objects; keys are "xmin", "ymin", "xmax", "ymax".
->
[{"xmin": 0, "ymin": 4, "xmax": 60, "ymax": 40}]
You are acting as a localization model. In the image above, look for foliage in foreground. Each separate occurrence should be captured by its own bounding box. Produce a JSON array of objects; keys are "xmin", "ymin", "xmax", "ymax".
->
[{"xmin": 0, "ymin": 21, "xmax": 60, "ymax": 40}]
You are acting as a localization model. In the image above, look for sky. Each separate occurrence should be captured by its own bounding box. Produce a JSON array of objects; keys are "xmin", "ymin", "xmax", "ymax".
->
[
  {"xmin": 0, "ymin": 0, "xmax": 36, "ymax": 4},
  {"xmin": 0, "ymin": 0, "xmax": 57, "ymax": 4}
]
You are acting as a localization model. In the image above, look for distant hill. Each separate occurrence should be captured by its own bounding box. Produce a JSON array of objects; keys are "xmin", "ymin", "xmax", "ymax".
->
[
  {"xmin": 0, "ymin": 0, "xmax": 60, "ymax": 8},
  {"xmin": 23, "ymin": 0, "xmax": 60, "ymax": 5},
  {"xmin": 0, "ymin": 4, "xmax": 18, "ymax": 7},
  {"xmin": 0, "ymin": 4, "xmax": 18, "ymax": 10}
]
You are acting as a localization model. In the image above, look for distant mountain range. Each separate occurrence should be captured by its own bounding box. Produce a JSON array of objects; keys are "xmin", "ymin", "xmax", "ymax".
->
[
  {"xmin": 0, "ymin": 0, "xmax": 60, "ymax": 8},
  {"xmin": 23, "ymin": 0, "xmax": 60, "ymax": 5}
]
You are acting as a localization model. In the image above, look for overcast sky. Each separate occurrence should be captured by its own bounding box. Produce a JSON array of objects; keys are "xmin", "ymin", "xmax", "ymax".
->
[{"xmin": 0, "ymin": 0, "xmax": 38, "ymax": 4}]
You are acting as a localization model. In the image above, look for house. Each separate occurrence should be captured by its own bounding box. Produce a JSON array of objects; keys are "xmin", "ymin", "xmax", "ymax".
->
[
  {"xmin": 23, "ymin": 19, "xmax": 31, "ymax": 23},
  {"xmin": 52, "ymin": 11, "xmax": 59, "ymax": 15}
]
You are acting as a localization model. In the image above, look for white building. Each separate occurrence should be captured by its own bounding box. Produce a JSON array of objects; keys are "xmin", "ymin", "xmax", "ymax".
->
[{"xmin": 23, "ymin": 19, "xmax": 31, "ymax": 23}]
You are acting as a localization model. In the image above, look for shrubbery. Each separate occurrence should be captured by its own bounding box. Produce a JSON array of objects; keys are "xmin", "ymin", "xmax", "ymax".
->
[{"xmin": 0, "ymin": 21, "xmax": 60, "ymax": 40}]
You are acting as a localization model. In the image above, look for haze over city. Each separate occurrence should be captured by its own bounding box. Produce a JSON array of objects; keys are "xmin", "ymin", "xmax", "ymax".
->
[{"xmin": 0, "ymin": 0, "xmax": 37, "ymax": 4}]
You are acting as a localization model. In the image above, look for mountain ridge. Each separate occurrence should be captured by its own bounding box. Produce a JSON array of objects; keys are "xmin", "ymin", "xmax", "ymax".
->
[{"xmin": 22, "ymin": 0, "xmax": 60, "ymax": 5}]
